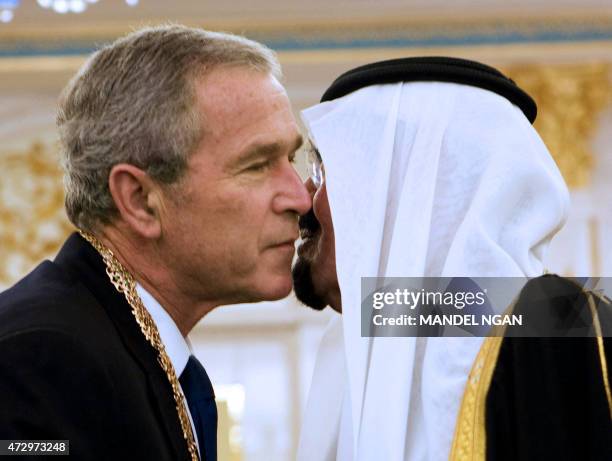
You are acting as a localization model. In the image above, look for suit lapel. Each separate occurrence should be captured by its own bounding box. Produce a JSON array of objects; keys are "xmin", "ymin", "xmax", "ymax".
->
[{"xmin": 54, "ymin": 233, "xmax": 192, "ymax": 461}]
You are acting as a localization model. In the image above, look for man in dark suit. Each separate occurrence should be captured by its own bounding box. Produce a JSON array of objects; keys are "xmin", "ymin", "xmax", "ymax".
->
[{"xmin": 0, "ymin": 25, "xmax": 310, "ymax": 460}]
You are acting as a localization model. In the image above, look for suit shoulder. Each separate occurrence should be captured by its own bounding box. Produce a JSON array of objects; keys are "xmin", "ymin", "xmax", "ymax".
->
[
  {"xmin": 0, "ymin": 261, "xmax": 116, "ymax": 346},
  {"xmin": 0, "ymin": 260, "xmax": 73, "ymax": 308},
  {"xmin": 0, "ymin": 327, "xmax": 106, "ymax": 368}
]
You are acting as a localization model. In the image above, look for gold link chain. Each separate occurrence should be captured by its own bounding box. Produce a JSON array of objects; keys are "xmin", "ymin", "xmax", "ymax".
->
[{"xmin": 79, "ymin": 230, "xmax": 199, "ymax": 461}]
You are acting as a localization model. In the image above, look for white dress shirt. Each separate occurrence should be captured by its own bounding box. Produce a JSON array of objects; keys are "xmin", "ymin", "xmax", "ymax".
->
[{"xmin": 136, "ymin": 283, "xmax": 201, "ymax": 455}]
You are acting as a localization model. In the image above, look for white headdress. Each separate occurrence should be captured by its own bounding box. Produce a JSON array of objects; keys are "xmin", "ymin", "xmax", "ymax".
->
[{"xmin": 298, "ymin": 81, "xmax": 569, "ymax": 461}]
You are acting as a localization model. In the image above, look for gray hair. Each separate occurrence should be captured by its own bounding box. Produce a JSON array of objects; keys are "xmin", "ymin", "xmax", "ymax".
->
[{"xmin": 57, "ymin": 24, "xmax": 281, "ymax": 232}]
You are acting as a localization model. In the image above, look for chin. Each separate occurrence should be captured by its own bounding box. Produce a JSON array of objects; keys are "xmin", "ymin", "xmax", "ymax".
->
[
  {"xmin": 291, "ymin": 256, "xmax": 328, "ymax": 311},
  {"xmin": 255, "ymin": 275, "xmax": 293, "ymax": 301}
]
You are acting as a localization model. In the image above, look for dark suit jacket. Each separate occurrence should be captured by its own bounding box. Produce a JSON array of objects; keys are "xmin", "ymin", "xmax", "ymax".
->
[{"xmin": 0, "ymin": 233, "xmax": 193, "ymax": 460}]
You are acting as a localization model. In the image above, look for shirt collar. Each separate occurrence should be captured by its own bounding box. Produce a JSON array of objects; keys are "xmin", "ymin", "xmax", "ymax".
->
[{"xmin": 135, "ymin": 283, "xmax": 192, "ymax": 376}]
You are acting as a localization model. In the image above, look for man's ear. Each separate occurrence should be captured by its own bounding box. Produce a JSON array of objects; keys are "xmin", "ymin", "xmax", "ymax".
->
[{"xmin": 108, "ymin": 163, "xmax": 163, "ymax": 239}]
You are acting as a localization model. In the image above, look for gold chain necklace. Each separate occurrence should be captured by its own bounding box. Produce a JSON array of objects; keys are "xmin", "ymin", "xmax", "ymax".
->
[{"xmin": 79, "ymin": 230, "xmax": 199, "ymax": 461}]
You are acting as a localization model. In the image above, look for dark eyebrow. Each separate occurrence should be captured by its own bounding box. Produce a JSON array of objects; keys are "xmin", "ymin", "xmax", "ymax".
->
[{"xmin": 235, "ymin": 134, "xmax": 304, "ymax": 167}]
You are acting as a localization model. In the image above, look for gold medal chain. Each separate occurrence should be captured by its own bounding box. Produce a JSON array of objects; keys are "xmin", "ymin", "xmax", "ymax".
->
[{"xmin": 79, "ymin": 231, "xmax": 199, "ymax": 461}]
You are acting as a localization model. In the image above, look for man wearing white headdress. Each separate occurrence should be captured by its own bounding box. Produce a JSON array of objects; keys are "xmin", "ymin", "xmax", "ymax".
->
[{"xmin": 292, "ymin": 58, "xmax": 612, "ymax": 460}]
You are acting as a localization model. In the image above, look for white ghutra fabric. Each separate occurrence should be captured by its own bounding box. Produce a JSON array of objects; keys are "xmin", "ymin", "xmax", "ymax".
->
[{"xmin": 297, "ymin": 82, "xmax": 569, "ymax": 461}]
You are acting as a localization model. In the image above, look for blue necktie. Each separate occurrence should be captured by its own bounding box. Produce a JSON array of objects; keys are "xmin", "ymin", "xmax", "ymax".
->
[{"xmin": 179, "ymin": 355, "xmax": 217, "ymax": 461}]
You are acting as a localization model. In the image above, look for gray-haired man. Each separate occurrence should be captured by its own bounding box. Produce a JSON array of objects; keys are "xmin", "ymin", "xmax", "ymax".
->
[{"xmin": 0, "ymin": 25, "xmax": 310, "ymax": 461}]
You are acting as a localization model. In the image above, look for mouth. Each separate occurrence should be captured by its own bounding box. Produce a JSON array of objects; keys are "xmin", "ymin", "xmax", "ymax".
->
[
  {"xmin": 270, "ymin": 235, "xmax": 299, "ymax": 250},
  {"xmin": 275, "ymin": 241, "xmax": 296, "ymax": 249}
]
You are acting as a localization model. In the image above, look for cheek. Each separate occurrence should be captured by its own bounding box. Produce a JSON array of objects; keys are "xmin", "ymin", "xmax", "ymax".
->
[
  {"xmin": 313, "ymin": 199, "xmax": 335, "ymax": 257},
  {"xmin": 167, "ymin": 189, "xmax": 259, "ymax": 251},
  {"xmin": 207, "ymin": 193, "xmax": 277, "ymax": 269},
  {"xmin": 167, "ymin": 178, "xmax": 283, "ymax": 277},
  {"xmin": 311, "ymin": 226, "xmax": 337, "ymax": 285},
  {"xmin": 199, "ymin": 185, "xmax": 258, "ymax": 227},
  {"xmin": 313, "ymin": 187, "xmax": 333, "ymax": 231}
]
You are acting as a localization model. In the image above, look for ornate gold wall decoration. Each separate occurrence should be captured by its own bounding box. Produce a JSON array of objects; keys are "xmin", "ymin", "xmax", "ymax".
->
[
  {"xmin": 0, "ymin": 142, "xmax": 73, "ymax": 288},
  {"xmin": 507, "ymin": 63, "xmax": 612, "ymax": 188}
]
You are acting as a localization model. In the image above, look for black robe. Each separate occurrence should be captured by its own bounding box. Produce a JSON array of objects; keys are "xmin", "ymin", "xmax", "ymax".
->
[{"xmin": 485, "ymin": 275, "xmax": 612, "ymax": 460}]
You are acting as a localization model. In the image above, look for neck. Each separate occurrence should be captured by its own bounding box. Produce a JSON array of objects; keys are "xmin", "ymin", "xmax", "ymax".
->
[{"xmin": 95, "ymin": 225, "xmax": 217, "ymax": 336}]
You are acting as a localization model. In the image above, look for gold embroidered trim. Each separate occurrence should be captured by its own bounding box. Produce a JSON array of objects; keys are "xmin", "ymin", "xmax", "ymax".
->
[
  {"xmin": 450, "ymin": 297, "xmax": 512, "ymax": 461},
  {"xmin": 79, "ymin": 230, "xmax": 199, "ymax": 461},
  {"xmin": 449, "ymin": 335, "xmax": 504, "ymax": 461},
  {"xmin": 450, "ymin": 285, "xmax": 612, "ymax": 461},
  {"xmin": 586, "ymin": 292, "xmax": 612, "ymax": 421}
]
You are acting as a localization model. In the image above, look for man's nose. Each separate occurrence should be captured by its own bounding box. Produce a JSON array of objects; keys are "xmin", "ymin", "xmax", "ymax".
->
[{"xmin": 273, "ymin": 165, "xmax": 312, "ymax": 215}]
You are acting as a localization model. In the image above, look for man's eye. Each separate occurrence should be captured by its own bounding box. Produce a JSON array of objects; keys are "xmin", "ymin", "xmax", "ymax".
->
[{"xmin": 247, "ymin": 161, "xmax": 270, "ymax": 172}]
